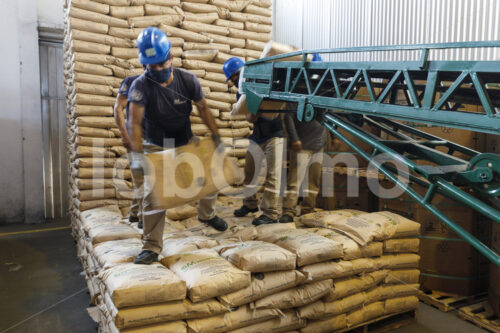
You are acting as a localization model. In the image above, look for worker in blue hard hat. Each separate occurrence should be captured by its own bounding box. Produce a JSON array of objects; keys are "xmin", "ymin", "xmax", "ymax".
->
[
  {"xmin": 280, "ymin": 53, "xmax": 327, "ymax": 222},
  {"xmin": 128, "ymin": 27, "xmax": 228, "ymax": 265},
  {"xmin": 224, "ymin": 57, "xmax": 286, "ymax": 226},
  {"xmin": 223, "ymin": 57, "xmax": 245, "ymax": 90}
]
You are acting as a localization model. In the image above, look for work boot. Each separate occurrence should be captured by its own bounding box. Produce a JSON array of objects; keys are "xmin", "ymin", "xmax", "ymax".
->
[
  {"xmin": 200, "ymin": 216, "xmax": 228, "ymax": 231},
  {"xmin": 134, "ymin": 250, "xmax": 158, "ymax": 265},
  {"xmin": 279, "ymin": 214, "xmax": 294, "ymax": 223},
  {"xmin": 252, "ymin": 215, "xmax": 277, "ymax": 226},
  {"xmin": 129, "ymin": 215, "xmax": 139, "ymax": 223},
  {"xmin": 234, "ymin": 205, "xmax": 258, "ymax": 217},
  {"xmin": 138, "ymin": 221, "xmax": 143, "ymax": 229}
]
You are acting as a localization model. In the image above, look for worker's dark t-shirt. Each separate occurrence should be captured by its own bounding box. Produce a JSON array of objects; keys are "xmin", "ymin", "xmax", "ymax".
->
[
  {"xmin": 128, "ymin": 68, "xmax": 204, "ymax": 147},
  {"xmin": 250, "ymin": 117, "xmax": 284, "ymax": 144},
  {"xmin": 118, "ymin": 75, "xmax": 139, "ymax": 130}
]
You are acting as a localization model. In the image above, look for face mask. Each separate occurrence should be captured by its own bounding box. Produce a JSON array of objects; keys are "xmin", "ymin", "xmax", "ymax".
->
[{"xmin": 147, "ymin": 66, "xmax": 172, "ymax": 83}]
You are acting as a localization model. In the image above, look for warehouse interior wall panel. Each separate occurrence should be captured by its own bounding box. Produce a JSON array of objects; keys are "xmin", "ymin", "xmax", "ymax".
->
[
  {"xmin": 302, "ymin": 0, "xmax": 331, "ymax": 51},
  {"xmin": 274, "ymin": 0, "xmax": 500, "ymax": 61},
  {"xmin": 39, "ymin": 40, "xmax": 68, "ymax": 220},
  {"xmin": 272, "ymin": 0, "xmax": 304, "ymax": 48},
  {"xmin": 37, "ymin": 0, "xmax": 64, "ymax": 29},
  {"xmin": 0, "ymin": 0, "xmax": 45, "ymax": 224},
  {"xmin": 0, "ymin": 0, "xmax": 65, "ymax": 223}
]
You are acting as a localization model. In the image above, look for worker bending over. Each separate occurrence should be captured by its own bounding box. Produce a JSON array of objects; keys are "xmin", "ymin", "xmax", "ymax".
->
[
  {"xmin": 280, "ymin": 54, "xmax": 327, "ymax": 221},
  {"xmin": 223, "ymin": 57, "xmax": 285, "ymax": 226},
  {"xmin": 114, "ymin": 73, "xmax": 143, "ymax": 228},
  {"xmin": 280, "ymin": 105, "xmax": 327, "ymax": 221},
  {"xmin": 128, "ymin": 27, "xmax": 228, "ymax": 265}
]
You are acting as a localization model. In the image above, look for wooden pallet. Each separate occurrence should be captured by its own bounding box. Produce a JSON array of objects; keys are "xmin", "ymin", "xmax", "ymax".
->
[
  {"xmin": 418, "ymin": 290, "xmax": 487, "ymax": 312},
  {"xmin": 340, "ymin": 309, "xmax": 417, "ymax": 333},
  {"xmin": 458, "ymin": 301, "xmax": 500, "ymax": 333}
]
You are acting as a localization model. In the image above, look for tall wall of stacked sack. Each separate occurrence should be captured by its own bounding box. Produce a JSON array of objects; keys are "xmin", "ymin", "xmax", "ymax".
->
[{"xmin": 64, "ymin": 0, "xmax": 272, "ymax": 218}]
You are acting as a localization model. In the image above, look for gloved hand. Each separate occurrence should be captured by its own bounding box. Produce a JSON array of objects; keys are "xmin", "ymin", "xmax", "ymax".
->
[
  {"xmin": 211, "ymin": 134, "xmax": 224, "ymax": 153},
  {"xmin": 130, "ymin": 151, "xmax": 146, "ymax": 176}
]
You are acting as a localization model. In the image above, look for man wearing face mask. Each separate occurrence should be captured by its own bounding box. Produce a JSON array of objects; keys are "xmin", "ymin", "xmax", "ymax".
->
[{"xmin": 128, "ymin": 27, "xmax": 228, "ymax": 265}]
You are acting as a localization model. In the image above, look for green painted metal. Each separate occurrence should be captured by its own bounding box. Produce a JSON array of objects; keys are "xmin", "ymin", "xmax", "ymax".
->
[
  {"xmin": 322, "ymin": 113, "xmax": 500, "ymax": 266},
  {"xmin": 242, "ymin": 41, "xmax": 500, "ymax": 266},
  {"xmin": 242, "ymin": 41, "xmax": 500, "ymax": 134}
]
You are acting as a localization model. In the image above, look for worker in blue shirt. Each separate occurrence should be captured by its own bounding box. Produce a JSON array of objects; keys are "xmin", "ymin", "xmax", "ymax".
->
[
  {"xmin": 128, "ymin": 27, "xmax": 228, "ymax": 265},
  {"xmin": 223, "ymin": 57, "xmax": 285, "ymax": 225}
]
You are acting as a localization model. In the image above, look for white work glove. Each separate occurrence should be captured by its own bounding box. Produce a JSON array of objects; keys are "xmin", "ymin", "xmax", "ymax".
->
[
  {"xmin": 130, "ymin": 151, "xmax": 146, "ymax": 176},
  {"xmin": 211, "ymin": 134, "xmax": 225, "ymax": 154}
]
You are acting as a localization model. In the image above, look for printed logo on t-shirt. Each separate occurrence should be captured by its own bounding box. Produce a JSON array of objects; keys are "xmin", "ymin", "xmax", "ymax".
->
[
  {"xmin": 119, "ymin": 83, "xmax": 128, "ymax": 94},
  {"xmin": 130, "ymin": 89, "xmax": 143, "ymax": 102},
  {"xmin": 174, "ymin": 98, "xmax": 186, "ymax": 105}
]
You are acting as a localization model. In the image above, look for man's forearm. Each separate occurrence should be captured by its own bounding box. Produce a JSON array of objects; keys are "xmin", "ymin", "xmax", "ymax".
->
[
  {"xmin": 284, "ymin": 114, "xmax": 299, "ymax": 143},
  {"xmin": 129, "ymin": 102, "xmax": 145, "ymax": 151},
  {"xmin": 129, "ymin": 124, "xmax": 143, "ymax": 152},
  {"xmin": 115, "ymin": 113, "xmax": 130, "ymax": 141},
  {"xmin": 197, "ymin": 100, "xmax": 219, "ymax": 136},
  {"xmin": 246, "ymin": 112, "xmax": 259, "ymax": 123}
]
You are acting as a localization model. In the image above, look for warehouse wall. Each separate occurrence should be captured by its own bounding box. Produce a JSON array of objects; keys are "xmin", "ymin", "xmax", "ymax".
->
[
  {"xmin": 273, "ymin": 0, "xmax": 500, "ymax": 61},
  {"xmin": 0, "ymin": 0, "xmax": 63, "ymax": 224},
  {"xmin": 37, "ymin": 0, "xmax": 65, "ymax": 29}
]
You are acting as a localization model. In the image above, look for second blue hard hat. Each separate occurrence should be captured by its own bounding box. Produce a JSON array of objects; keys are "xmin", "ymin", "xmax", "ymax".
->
[{"xmin": 223, "ymin": 57, "xmax": 245, "ymax": 82}]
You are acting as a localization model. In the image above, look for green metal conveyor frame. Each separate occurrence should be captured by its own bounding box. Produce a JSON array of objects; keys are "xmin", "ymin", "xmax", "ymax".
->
[{"xmin": 241, "ymin": 41, "xmax": 500, "ymax": 266}]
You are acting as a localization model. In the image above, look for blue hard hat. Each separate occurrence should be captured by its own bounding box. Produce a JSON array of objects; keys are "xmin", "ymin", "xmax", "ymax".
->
[
  {"xmin": 223, "ymin": 57, "xmax": 245, "ymax": 81},
  {"xmin": 312, "ymin": 53, "xmax": 323, "ymax": 62},
  {"xmin": 137, "ymin": 27, "xmax": 171, "ymax": 65}
]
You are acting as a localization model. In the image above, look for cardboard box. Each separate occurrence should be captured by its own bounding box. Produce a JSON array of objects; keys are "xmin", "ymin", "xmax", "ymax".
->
[
  {"xmin": 318, "ymin": 172, "xmax": 378, "ymax": 212},
  {"xmin": 378, "ymin": 181, "xmax": 492, "ymax": 296},
  {"xmin": 489, "ymin": 221, "xmax": 500, "ymax": 317},
  {"xmin": 325, "ymin": 122, "xmax": 380, "ymax": 168},
  {"xmin": 486, "ymin": 134, "xmax": 499, "ymax": 153},
  {"xmin": 419, "ymin": 237, "xmax": 490, "ymax": 295},
  {"xmin": 420, "ymin": 274, "xmax": 489, "ymax": 296},
  {"xmin": 417, "ymin": 124, "xmax": 486, "ymax": 155},
  {"xmin": 378, "ymin": 180, "xmax": 417, "ymax": 219},
  {"xmin": 379, "ymin": 180, "xmax": 490, "ymax": 238},
  {"xmin": 419, "ymin": 238, "xmax": 490, "ymax": 277},
  {"xmin": 415, "ymin": 206, "xmax": 487, "ymax": 238}
]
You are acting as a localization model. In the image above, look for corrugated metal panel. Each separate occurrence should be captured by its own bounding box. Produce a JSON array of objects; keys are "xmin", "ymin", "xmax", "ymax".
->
[
  {"xmin": 273, "ymin": 0, "xmax": 303, "ymax": 47},
  {"xmin": 274, "ymin": 0, "xmax": 500, "ymax": 61},
  {"xmin": 302, "ymin": 0, "xmax": 331, "ymax": 50}
]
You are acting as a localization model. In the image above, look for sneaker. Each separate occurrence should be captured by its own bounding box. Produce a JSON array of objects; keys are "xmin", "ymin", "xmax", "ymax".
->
[
  {"xmin": 279, "ymin": 214, "xmax": 294, "ymax": 223},
  {"xmin": 133, "ymin": 250, "xmax": 158, "ymax": 265},
  {"xmin": 200, "ymin": 216, "xmax": 228, "ymax": 231},
  {"xmin": 129, "ymin": 215, "xmax": 140, "ymax": 223},
  {"xmin": 138, "ymin": 221, "xmax": 143, "ymax": 229},
  {"xmin": 234, "ymin": 205, "xmax": 259, "ymax": 217},
  {"xmin": 252, "ymin": 215, "xmax": 278, "ymax": 226}
]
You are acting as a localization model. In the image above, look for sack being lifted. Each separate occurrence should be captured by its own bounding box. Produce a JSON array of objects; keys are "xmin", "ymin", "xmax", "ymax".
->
[
  {"xmin": 145, "ymin": 138, "xmax": 243, "ymax": 210},
  {"xmin": 231, "ymin": 41, "xmax": 313, "ymax": 120}
]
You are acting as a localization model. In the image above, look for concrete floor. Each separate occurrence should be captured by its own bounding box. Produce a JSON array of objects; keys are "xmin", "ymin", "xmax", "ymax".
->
[{"xmin": 0, "ymin": 221, "xmax": 488, "ymax": 333}]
